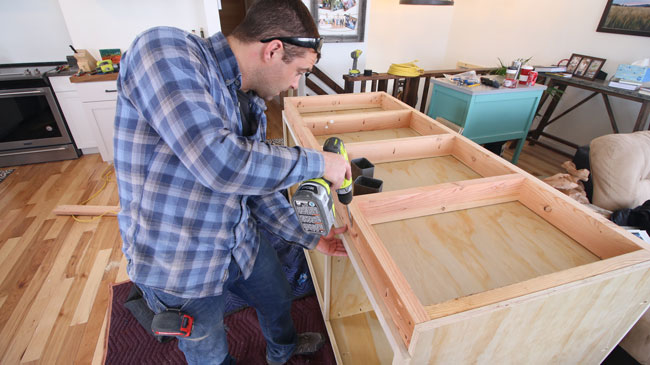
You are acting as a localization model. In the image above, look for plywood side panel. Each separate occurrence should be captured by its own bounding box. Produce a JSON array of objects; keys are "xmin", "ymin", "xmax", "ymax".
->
[
  {"xmin": 345, "ymin": 135, "xmax": 455, "ymax": 164},
  {"xmin": 301, "ymin": 110, "xmax": 411, "ymax": 136},
  {"xmin": 347, "ymin": 203, "xmax": 429, "ymax": 347},
  {"xmin": 409, "ymin": 262, "xmax": 650, "ymax": 364},
  {"xmin": 451, "ymin": 137, "xmax": 517, "ymax": 177},
  {"xmin": 329, "ymin": 311, "xmax": 394, "ymax": 364},
  {"xmin": 375, "ymin": 201, "xmax": 600, "ymax": 308},
  {"xmin": 620, "ymin": 311, "xmax": 650, "ymax": 364},
  {"xmin": 423, "ymin": 249, "xmax": 650, "ymax": 320},
  {"xmin": 304, "ymin": 250, "xmax": 326, "ymax": 304},
  {"xmin": 315, "ymin": 128, "xmax": 421, "ymax": 146},
  {"xmin": 357, "ymin": 174, "xmax": 524, "ymax": 225},
  {"xmin": 329, "ymin": 256, "xmax": 374, "ymax": 319},
  {"xmin": 337, "ymin": 214, "xmax": 411, "ymax": 363},
  {"xmin": 519, "ymin": 178, "xmax": 643, "ymax": 259}
]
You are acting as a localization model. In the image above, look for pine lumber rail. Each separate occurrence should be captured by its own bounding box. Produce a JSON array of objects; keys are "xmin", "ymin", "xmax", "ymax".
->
[{"xmin": 53, "ymin": 205, "xmax": 120, "ymax": 216}]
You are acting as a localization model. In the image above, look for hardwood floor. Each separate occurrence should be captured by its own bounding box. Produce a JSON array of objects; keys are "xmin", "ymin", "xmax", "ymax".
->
[
  {"xmin": 0, "ymin": 109, "xmax": 568, "ymax": 363},
  {"xmin": 0, "ymin": 154, "xmax": 124, "ymax": 364}
]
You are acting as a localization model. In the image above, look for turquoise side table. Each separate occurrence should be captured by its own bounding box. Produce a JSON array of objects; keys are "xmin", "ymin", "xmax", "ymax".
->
[{"xmin": 427, "ymin": 78, "xmax": 546, "ymax": 164}]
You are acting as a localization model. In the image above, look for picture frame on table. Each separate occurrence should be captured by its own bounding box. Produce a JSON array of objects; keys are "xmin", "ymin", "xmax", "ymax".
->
[
  {"xmin": 583, "ymin": 58, "xmax": 606, "ymax": 80},
  {"xmin": 566, "ymin": 53, "xmax": 607, "ymax": 81},
  {"xmin": 310, "ymin": 0, "xmax": 367, "ymax": 43},
  {"xmin": 597, "ymin": 0, "xmax": 650, "ymax": 38},
  {"xmin": 574, "ymin": 58, "xmax": 592, "ymax": 77},
  {"xmin": 566, "ymin": 54, "xmax": 583, "ymax": 74}
]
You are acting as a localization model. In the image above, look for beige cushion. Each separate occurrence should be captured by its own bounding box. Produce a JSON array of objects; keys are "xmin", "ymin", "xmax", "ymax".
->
[{"xmin": 590, "ymin": 131, "xmax": 650, "ymax": 211}]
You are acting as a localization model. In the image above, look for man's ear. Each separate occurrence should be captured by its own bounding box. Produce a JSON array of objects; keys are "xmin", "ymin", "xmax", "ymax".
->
[{"xmin": 262, "ymin": 40, "xmax": 283, "ymax": 63}]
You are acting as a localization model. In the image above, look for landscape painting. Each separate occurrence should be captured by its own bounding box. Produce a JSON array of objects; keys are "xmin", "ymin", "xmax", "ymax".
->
[{"xmin": 597, "ymin": 0, "xmax": 650, "ymax": 37}]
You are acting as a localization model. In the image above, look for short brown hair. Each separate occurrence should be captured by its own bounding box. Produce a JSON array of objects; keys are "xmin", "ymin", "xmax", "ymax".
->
[{"xmin": 230, "ymin": 0, "xmax": 320, "ymax": 63}]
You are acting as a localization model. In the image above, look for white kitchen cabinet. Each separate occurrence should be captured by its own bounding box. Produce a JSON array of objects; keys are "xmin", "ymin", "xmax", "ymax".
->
[
  {"xmin": 74, "ymin": 80, "xmax": 118, "ymax": 162},
  {"xmin": 49, "ymin": 76, "xmax": 98, "ymax": 153}
]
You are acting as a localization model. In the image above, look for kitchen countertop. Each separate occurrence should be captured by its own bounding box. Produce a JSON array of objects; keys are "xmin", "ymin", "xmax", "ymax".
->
[{"xmin": 69, "ymin": 72, "xmax": 119, "ymax": 83}]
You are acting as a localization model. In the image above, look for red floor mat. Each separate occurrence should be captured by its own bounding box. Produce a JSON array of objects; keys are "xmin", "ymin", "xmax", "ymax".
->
[{"xmin": 105, "ymin": 281, "xmax": 336, "ymax": 364}]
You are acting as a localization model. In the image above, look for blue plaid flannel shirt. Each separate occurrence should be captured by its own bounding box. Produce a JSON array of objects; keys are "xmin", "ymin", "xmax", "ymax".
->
[{"xmin": 114, "ymin": 27, "xmax": 324, "ymax": 298}]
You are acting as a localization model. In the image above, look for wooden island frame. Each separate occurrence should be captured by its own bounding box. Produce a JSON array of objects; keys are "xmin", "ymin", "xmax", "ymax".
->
[{"xmin": 282, "ymin": 92, "xmax": 650, "ymax": 364}]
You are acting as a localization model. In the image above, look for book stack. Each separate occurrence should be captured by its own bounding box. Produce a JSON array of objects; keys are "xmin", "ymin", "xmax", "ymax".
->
[
  {"xmin": 533, "ymin": 65, "xmax": 567, "ymax": 73},
  {"xmin": 639, "ymin": 85, "xmax": 650, "ymax": 96},
  {"xmin": 608, "ymin": 78, "xmax": 641, "ymax": 91},
  {"xmin": 608, "ymin": 64, "xmax": 650, "ymax": 93}
]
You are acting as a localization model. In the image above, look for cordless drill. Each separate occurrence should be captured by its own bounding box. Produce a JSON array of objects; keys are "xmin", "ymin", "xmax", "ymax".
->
[
  {"xmin": 291, "ymin": 137, "xmax": 352, "ymax": 235},
  {"xmin": 349, "ymin": 50, "xmax": 362, "ymax": 77}
]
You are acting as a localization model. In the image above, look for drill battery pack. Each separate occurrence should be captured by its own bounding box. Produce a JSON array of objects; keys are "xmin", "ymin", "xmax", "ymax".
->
[{"xmin": 291, "ymin": 179, "xmax": 336, "ymax": 235}]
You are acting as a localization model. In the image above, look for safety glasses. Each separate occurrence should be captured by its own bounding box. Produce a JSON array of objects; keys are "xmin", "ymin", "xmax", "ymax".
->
[{"xmin": 260, "ymin": 37, "xmax": 323, "ymax": 62}]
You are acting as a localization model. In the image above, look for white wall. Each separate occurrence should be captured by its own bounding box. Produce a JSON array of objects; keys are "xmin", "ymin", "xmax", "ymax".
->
[
  {"xmin": 57, "ymin": 0, "xmax": 212, "ymax": 60},
  {"xmin": 366, "ymin": 0, "xmax": 455, "ymax": 71},
  {"xmin": 299, "ymin": 0, "xmax": 368, "ymax": 93},
  {"xmin": 0, "ymin": 0, "xmax": 73, "ymax": 64},
  {"xmin": 444, "ymin": 0, "xmax": 650, "ymax": 153},
  {"xmin": 8, "ymin": 0, "xmax": 646, "ymax": 152}
]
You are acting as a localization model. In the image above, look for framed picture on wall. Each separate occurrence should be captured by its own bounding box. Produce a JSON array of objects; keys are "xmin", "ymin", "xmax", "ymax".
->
[
  {"xmin": 565, "ymin": 53, "xmax": 607, "ymax": 80},
  {"xmin": 597, "ymin": 0, "xmax": 650, "ymax": 38},
  {"xmin": 310, "ymin": 0, "xmax": 367, "ymax": 42}
]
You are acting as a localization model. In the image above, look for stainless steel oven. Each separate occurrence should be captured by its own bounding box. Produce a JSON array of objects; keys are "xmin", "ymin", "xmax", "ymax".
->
[{"xmin": 0, "ymin": 64, "xmax": 80, "ymax": 167}]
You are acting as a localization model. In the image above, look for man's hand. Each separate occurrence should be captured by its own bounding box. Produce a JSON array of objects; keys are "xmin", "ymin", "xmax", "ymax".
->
[
  {"xmin": 322, "ymin": 152, "xmax": 351, "ymax": 190},
  {"xmin": 316, "ymin": 225, "xmax": 348, "ymax": 256}
]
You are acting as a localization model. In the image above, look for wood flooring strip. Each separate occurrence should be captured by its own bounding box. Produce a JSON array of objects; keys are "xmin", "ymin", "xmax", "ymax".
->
[
  {"xmin": 0, "ymin": 221, "xmax": 58, "ymax": 338},
  {"xmin": 4, "ymin": 221, "xmax": 83, "ymax": 360},
  {"xmin": 54, "ymin": 324, "xmax": 86, "ymax": 365},
  {"xmin": 0, "ymin": 295, "xmax": 6, "ymax": 309},
  {"xmin": 75, "ymin": 278, "xmax": 115, "ymax": 363},
  {"xmin": 70, "ymin": 249, "xmax": 112, "ymax": 325},
  {"xmin": 27, "ymin": 174, "xmax": 60, "ymax": 205},
  {"xmin": 0, "ymin": 220, "xmax": 80, "ymax": 360},
  {"xmin": 116, "ymin": 255, "xmax": 129, "ymax": 283},
  {"xmin": 1, "ymin": 239, "xmax": 69, "ymax": 362},
  {"xmin": 91, "ymin": 310, "xmax": 109, "ymax": 365},
  {"xmin": 38, "ymin": 275, "xmax": 86, "ymax": 364},
  {"xmin": 0, "ymin": 238, "xmax": 24, "ymax": 284},
  {"xmin": 20, "ymin": 277, "xmax": 74, "ymax": 363},
  {"xmin": 0, "ymin": 206, "xmax": 35, "ymax": 243},
  {"xmin": 65, "ymin": 231, "xmax": 94, "ymax": 278},
  {"xmin": 44, "ymin": 216, "xmax": 74, "ymax": 241},
  {"xmin": 75, "ymin": 246, "xmax": 122, "ymax": 364}
]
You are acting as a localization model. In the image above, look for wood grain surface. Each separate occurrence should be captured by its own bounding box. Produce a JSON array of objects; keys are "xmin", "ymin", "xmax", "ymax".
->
[{"xmin": 373, "ymin": 201, "xmax": 600, "ymax": 307}]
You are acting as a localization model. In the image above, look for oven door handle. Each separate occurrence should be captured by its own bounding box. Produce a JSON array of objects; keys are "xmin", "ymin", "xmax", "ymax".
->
[{"xmin": 0, "ymin": 90, "xmax": 44, "ymax": 96}]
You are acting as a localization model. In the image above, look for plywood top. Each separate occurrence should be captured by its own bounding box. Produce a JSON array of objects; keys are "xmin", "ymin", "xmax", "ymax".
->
[
  {"xmin": 373, "ymin": 201, "xmax": 600, "ymax": 307},
  {"xmin": 373, "ymin": 157, "xmax": 481, "ymax": 192}
]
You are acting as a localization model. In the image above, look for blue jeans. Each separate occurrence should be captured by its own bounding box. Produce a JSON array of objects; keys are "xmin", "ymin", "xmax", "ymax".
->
[{"xmin": 139, "ymin": 236, "xmax": 297, "ymax": 364}]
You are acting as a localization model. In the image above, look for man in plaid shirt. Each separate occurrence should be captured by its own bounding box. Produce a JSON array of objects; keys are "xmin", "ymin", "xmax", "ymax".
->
[{"xmin": 114, "ymin": 0, "xmax": 350, "ymax": 363}]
